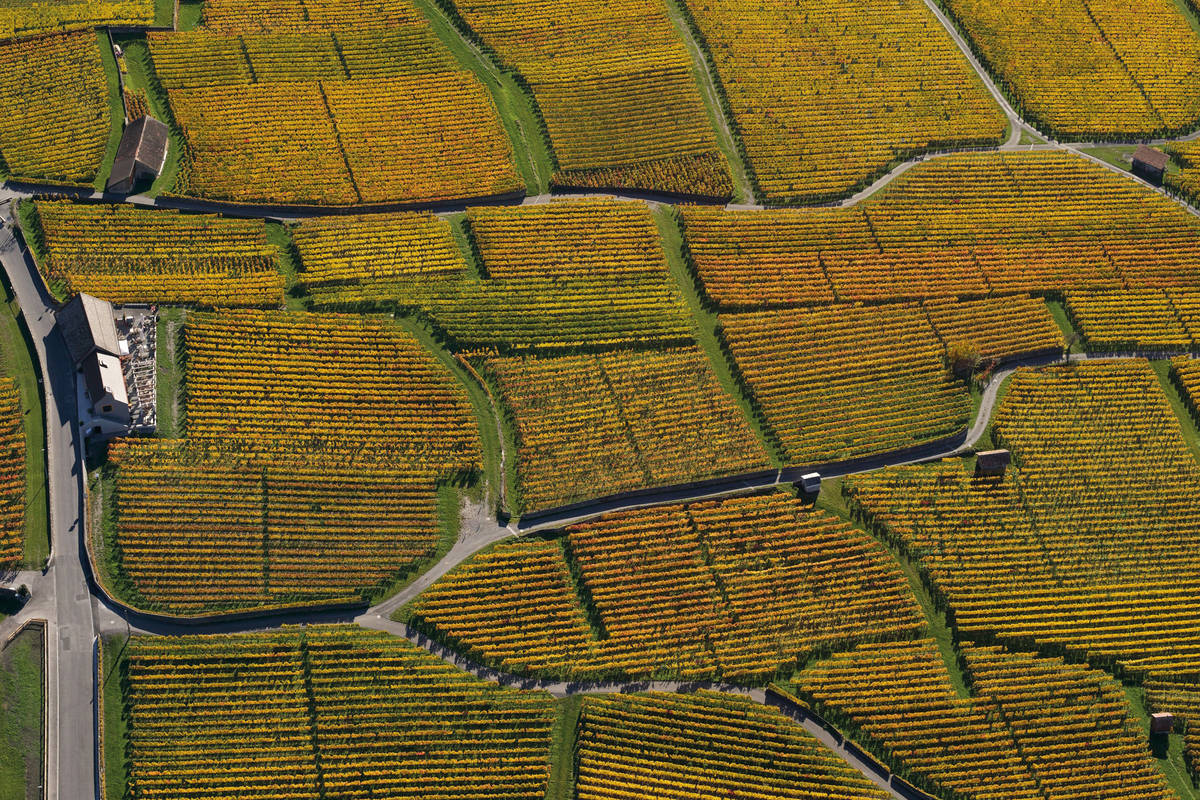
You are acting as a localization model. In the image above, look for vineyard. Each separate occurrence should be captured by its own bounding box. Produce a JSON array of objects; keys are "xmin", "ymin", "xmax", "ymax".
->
[
  {"xmin": 407, "ymin": 492, "xmax": 924, "ymax": 682},
  {"xmin": 146, "ymin": 0, "xmax": 521, "ymax": 205},
  {"xmin": 680, "ymin": 152, "xmax": 1200, "ymax": 306},
  {"xmin": 0, "ymin": 32, "xmax": 112, "ymax": 186},
  {"xmin": 446, "ymin": 0, "xmax": 731, "ymax": 197},
  {"xmin": 295, "ymin": 199, "xmax": 695, "ymax": 351},
  {"xmin": 943, "ymin": 0, "xmax": 1200, "ymax": 138},
  {"xmin": 120, "ymin": 627, "xmax": 556, "ymax": 800},
  {"xmin": 0, "ymin": 0, "xmax": 154, "ymax": 40},
  {"xmin": 792, "ymin": 639, "xmax": 1173, "ymax": 798},
  {"xmin": 1065, "ymin": 290, "xmax": 1200, "ymax": 351},
  {"xmin": 16, "ymin": 0, "xmax": 1200, "ymax": 792},
  {"xmin": 576, "ymin": 692, "xmax": 890, "ymax": 800},
  {"xmin": 679, "ymin": 0, "xmax": 1006, "ymax": 202},
  {"xmin": 107, "ymin": 311, "xmax": 483, "ymax": 614},
  {"xmin": 292, "ymin": 211, "xmax": 468, "ymax": 306},
  {"xmin": 848, "ymin": 360, "xmax": 1200, "ymax": 679},
  {"xmin": 484, "ymin": 347, "xmax": 767, "ymax": 511},
  {"xmin": 1146, "ymin": 679, "xmax": 1200, "ymax": 782},
  {"xmin": 0, "ymin": 380, "xmax": 24, "ymax": 568},
  {"xmin": 33, "ymin": 201, "xmax": 286, "ymax": 306},
  {"xmin": 719, "ymin": 304, "xmax": 972, "ymax": 465},
  {"xmin": 1168, "ymin": 141, "xmax": 1200, "ymax": 204},
  {"xmin": 923, "ymin": 296, "xmax": 1065, "ymax": 363}
]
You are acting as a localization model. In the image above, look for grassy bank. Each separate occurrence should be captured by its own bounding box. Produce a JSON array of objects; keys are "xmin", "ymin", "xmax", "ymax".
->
[
  {"xmin": 154, "ymin": 308, "xmax": 186, "ymax": 439},
  {"xmin": 546, "ymin": 695, "xmax": 582, "ymax": 800},
  {"xmin": 116, "ymin": 38, "xmax": 184, "ymax": 197},
  {"xmin": 99, "ymin": 633, "xmax": 129, "ymax": 800},
  {"xmin": 0, "ymin": 281, "xmax": 48, "ymax": 568},
  {"xmin": 654, "ymin": 205, "xmax": 784, "ymax": 466},
  {"xmin": 95, "ymin": 30, "xmax": 124, "ymax": 193},
  {"xmin": 0, "ymin": 623, "xmax": 44, "ymax": 800}
]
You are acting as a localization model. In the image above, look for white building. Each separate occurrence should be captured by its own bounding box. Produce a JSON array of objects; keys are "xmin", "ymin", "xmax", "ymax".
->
[{"xmin": 56, "ymin": 293, "xmax": 132, "ymax": 437}]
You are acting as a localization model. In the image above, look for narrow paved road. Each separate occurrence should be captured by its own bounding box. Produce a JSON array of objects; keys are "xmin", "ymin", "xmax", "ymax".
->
[{"xmin": 0, "ymin": 206, "xmax": 94, "ymax": 800}]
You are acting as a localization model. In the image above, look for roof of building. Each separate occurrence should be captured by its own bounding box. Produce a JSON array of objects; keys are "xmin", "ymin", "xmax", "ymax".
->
[
  {"xmin": 1133, "ymin": 144, "xmax": 1170, "ymax": 172},
  {"xmin": 57, "ymin": 293, "xmax": 120, "ymax": 365},
  {"xmin": 82, "ymin": 352, "xmax": 129, "ymax": 411},
  {"xmin": 105, "ymin": 116, "xmax": 169, "ymax": 193}
]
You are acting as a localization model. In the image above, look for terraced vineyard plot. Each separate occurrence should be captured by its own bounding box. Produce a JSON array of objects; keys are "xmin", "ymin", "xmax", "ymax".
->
[
  {"xmin": 0, "ymin": 0, "xmax": 154, "ymax": 39},
  {"xmin": 849, "ymin": 360, "xmax": 1200, "ymax": 678},
  {"xmin": 149, "ymin": 29, "xmax": 459, "ymax": 88},
  {"xmin": 447, "ymin": 0, "xmax": 731, "ymax": 198},
  {"xmin": 944, "ymin": 0, "xmax": 1200, "ymax": 138},
  {"xmin": 300, "ymin": 200, "xmax": 694, "ymax": 351},
  {"xmin": 794, "ymin": 640, "xmax": 1039, "ymax": 798},
  {"xmin": 108, "ymin": 311, "xmax": 482, "ymax": 614},
  {"xmin": 720, "ymin": 304, "xmax": 971, "ymax": 465},
  {"xmin": 0, "ymin": 381, "xmax": 24, "ymax": 569},
  {"xmin": 1064, "ymin": 289, "xmax": 1200, "ymax": 351},
  {"xmin": 293, "ymin": 212, "xmax": 468, "ymax": 305},
  {"xmin": 408, "ymin": 492, "xmax": 924, "ymax": 682},
  {"xmin": 0, "ymin": 32, "xmax": 113, "ymax": 186},
  {"xmin": 1145, "ymin": 679, "xmax": 1200, "ymax": 781},
  {"xmin": 169, "ymin": 76, "xmax": 520, "ymax": 206},
  {"xmin": 34, "ymin": 201, "xmax": 285, "ymax": 306},
  {"xmin": 680, "ymin": 0, "xmax": 1005, "ymax": 203},
  {"xmin": 121, "ymin": 627, "xmax": 556, "ymax": 800},
  {"xmin": 793, "ymin": 639, "xmax": 1172, "ymax": 799},
  {"xmin": 923, "ymin": 296, "xmax": 1065, "ymax": 363},
  {"xmin": 576, "ymin": 692, "xmax": 891, "ymax": 800},
  {"xmin": 198, "ymin": 0, "xmax": 423, "ymax": 32},
  {"xmin": 324, "ymin": 74, "xmax": 521, "ymax": 204},
  {"xmin": 681, "ymin": 152, "xmax": 1200, "ymax": 305},
  {"xmin": 486, "ymin": 348, "xmax": 767, "ymax": 511},
  {"xmin": 962, "ymin": 643, "xmax": 1172, "ymax": 799},
  {"xmin": 1168, "ymin": 141, "xmax": 1200, "ymax": 204},
  {"xmin": 151, "ymin": 0, "xmax": 521, "ymax": 206}
]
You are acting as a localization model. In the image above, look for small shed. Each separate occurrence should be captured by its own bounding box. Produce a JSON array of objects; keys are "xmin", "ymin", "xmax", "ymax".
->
[
  {"xmin": 974, "ymin": 449, "xmax": 1011, "ymax": 478},
  {"xmin": 1132, "ymin": 145, "xmax": 1170, "ymax": 185},
  {"xmin": 799, "ymin": 472, "xmax": 822, "ymax": 494},
  {"xmin": 105, "ymin": 116, "xmax": 169, "ymax": 195},
  {"xmin": 1150, "ymin": 712, "xmax": 1175, "ymax": 734}
]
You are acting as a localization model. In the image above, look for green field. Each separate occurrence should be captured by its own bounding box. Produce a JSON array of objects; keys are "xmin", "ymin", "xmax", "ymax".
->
[
  {"xmin": 0, "ymin": 624, "xmax": 44, "ymax": 800},
  {"xmin": 0, "ymin": 281, "xmax": 47, "ymax": 569}
]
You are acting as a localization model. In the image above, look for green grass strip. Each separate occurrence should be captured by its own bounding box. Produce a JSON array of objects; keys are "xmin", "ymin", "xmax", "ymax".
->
[
  {"xmin": 653, "ymin": 204, "xmax": 784, "ymax": 466},
  {"xmin": 99, "ymin": 632, "xmax": 130, "ymax": 800},
  {"xmin": 817, "ymin": 476, "xmax": 971, "ymax": 699},
  {"xmin": 155, "ymin": 308, "xmax": 186, "ymax": 439},
  {"xmin": 0, "ymin": 260, "xmax": 50, "ymax": 568},
  {"xmin": 546, "ymin": 695, "xmax": 583, "ymax": 800},
  {"xmin": 1151, "ymin": 358, "xmax": 1200, "ymax": 464},
  {"xmin": 395, "ymin": 316, "xmax": 514, "ymax": 518},
  {"xmin": 95, "ymin": 30, "xmax": 125, "ymax": 193},
  {"xmin": 0, "ymin": 624, "xmax": 43, "ymax": 799}
]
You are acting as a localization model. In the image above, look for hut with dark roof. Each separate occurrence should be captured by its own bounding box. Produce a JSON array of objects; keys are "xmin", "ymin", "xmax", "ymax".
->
[
  {"xmin": 1132, "ymin": 145, "xmax": 1170, "ymax": 185},
  {"xmin": 105, "ymin": 116, "xmax": 169, "ymax": 195}
]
